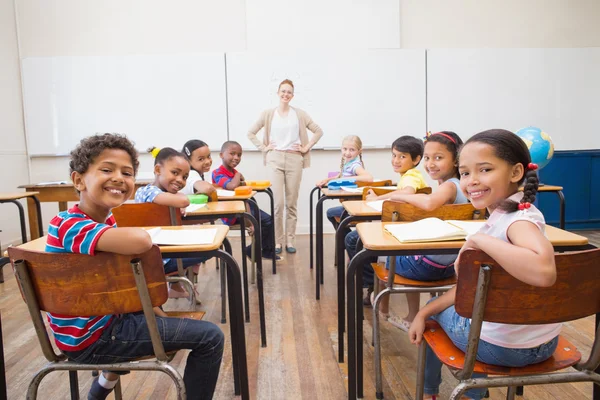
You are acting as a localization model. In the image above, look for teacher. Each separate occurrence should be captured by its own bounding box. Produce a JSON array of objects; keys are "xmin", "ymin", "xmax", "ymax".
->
[{"xmin": 247, "ymin": 79, "xmax": 323, "ymax": 254}]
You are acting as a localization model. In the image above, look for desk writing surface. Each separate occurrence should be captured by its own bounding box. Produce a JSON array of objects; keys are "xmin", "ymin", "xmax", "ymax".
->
[
  {"xmin": 536, "ymin": 185, "xmax": 563, "ymax": 192},
  {"xmin": 186, "ymin": 201, "xmax": 246, "ymax": 216},
  {"xmin": 356, "ymin": 222, "xmax": 589, "ymax": 251},
  {"xmin": 342, "ymin": 201, "xmax": 382, "ymax": 217},
  {"xmin": 0, "ymin": 192, "xmax": 40, "ymax": 201},
  {"xmin": 217, "ymin": 191, "xmax": 257, "ymax": 201},
  {"xmin": 320, "ymin": 188, "xmax": 363, "ymax": 198},
  {"xmin": 13, "ymin": 225, "xmax": 229, "ymax": 254}
]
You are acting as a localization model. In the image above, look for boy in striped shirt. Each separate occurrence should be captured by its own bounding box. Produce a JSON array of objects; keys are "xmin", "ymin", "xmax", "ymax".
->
[{"xmin": 46, "ymin": 133, "xmax": 224, "ymax": 400}]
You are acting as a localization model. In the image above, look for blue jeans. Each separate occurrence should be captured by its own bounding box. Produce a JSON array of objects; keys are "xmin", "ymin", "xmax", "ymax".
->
[
  {"xmin": 386, "ymin": 255, "xmax": 455, "ymax": 281},
  {"xmin": 64, "ymin": 313, "xmax": 224, "ymax": 400},
  {"xmin": 327, "ymin": 206, "xmax": 351, "ymax": 237},
  {"xmin": 344, "ymin": 230, "xmax": 376, "ymax": 287},
  {"xmin": 164, "ymin": 256, "xmax": 209, "ymax": 274},
  {"xmin": 425, "ymin": 303, "xmax": 559, "ymax": 399}
]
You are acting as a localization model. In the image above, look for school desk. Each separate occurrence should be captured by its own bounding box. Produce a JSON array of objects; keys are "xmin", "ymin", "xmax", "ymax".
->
[
  {"xmin": 345, "ymin": 221, "xmax": 593, "ymax": 400},
  {"xmin": 249, "ymin": 186, "xmax": 277, "ymax": 275},
  {"xmin": 313, "ymin": 188, "xmax": 365, "ymax": 298},
  {"xmin": 18, "ymin": 181, "xmax": 152, "ymax": 240},
  {"xmin": 12, "ymin": 225, "xmax": 251, "ymax": 399},
  {"xmin": 536, "ymin": 185, "xmax": 566, "ymax": 229},
  {"xmin": 183, "ymin": 201, "xmax": 267, "ymax": 347}
]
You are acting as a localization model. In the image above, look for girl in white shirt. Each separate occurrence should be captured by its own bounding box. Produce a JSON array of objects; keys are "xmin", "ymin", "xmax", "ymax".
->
[
  {"xmin": 409, "ymin": 129, "xmax": 558, "ymax": 400},
  {"xmin": 180, "ymin": 139, "xmax": 216, "ymax": 197}
]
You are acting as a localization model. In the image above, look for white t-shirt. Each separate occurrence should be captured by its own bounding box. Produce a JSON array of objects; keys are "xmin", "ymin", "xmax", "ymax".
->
[
  {"xmin": 476, "ymin": 192, "xmax": 562, "ymax": 349},
  {"xmin": 270, "ymin": 108, "xmax": 301, "ymax": 151},
  {"xmin": 180, "ymin": 169, "xmax": 203, "ymax": 195}
]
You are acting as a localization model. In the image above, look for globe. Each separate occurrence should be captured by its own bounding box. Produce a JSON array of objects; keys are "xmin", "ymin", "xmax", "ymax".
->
[{"xmin": 515, "ymin": 126, "xmax": 555, "ymax": 170}]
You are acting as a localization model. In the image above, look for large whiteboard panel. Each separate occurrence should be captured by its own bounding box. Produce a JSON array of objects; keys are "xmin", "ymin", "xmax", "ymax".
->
[
  {"xmin": 22, "ymin": 54, "xmax": 228, "ymax": 155},
  {"xmin": 226, "ymin": 50, "xmax": 426, "ymax": 149},
  {"xmin": 427, "ymin": 48, "xmax": 600, "ymax": 150}
]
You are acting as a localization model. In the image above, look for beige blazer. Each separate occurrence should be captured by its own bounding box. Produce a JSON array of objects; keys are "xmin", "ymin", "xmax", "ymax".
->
[{"xmin": 247, "ymin": 107, "xmax": 323, "ymax": 168}]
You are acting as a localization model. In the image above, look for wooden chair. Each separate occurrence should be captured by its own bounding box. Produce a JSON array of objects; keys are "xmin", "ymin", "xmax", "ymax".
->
[
  {"xmin": 361, "ymin": 186, "xmax": 432, "ymax": 200},
  {"xmin": 415, "ymin": 248, "xmax": 600, "ymax": 399},
  {"xmin": 7, "ymin": 245, "xmax": 204, "ymax": 400},
  {"xmin": 372, "ymin": 202, "xmax": 484, "ymax": 398},
  {"xmin": 111, "ymin": 203, "xmax": 198, "ymax": 307}
]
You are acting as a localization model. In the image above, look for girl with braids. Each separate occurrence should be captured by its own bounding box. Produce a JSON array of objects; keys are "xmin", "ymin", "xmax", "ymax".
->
[
  {"xmin": 319, "ymin": 135, "xmax": 373, "ymax": 234},
  {"xmin": 409, "ymin": 129, "xmax": 557, "ymax": 400},
  {"xmin": 179, "ymin": 139, "xmax": 216, "ymax": 196}
]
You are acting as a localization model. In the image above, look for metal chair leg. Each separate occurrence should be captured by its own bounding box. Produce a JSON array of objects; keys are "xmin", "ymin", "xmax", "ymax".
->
[
  {"xmin": 415, "ymin": 342, "xmax": 427, "ymax": 400},
  {"xmin": 114, "ymin": 377, "xmax": 123, "ymax": 400},
  {"xmin": 69, "ymin": 370, "xmax": 79, "ymax": 400},
  {"xmin": 507, "ymin": 386, "xmax": 517, "ymax": 399}
]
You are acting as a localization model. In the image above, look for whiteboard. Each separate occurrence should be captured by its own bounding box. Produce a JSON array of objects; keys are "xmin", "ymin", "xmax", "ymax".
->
[
  {"xmin": 22, "ymin": 54, "xmax": 228, "ymax": 156},
  {"xmin": 427, "ymin": 48, "xmax": 600, "ymax": 150},
  {"xmin": 225, "ymin": 50, "xmax": 426, "ymax": 150}
]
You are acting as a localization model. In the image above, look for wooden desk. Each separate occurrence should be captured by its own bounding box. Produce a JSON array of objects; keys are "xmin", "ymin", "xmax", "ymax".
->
[
  {"xmin": 183, "ymin": 201, "xmax": 268, "ymax": 347},
  {"xmin": 217, "ymin": 191, "xmax": 257, "ymax": 201},
  {"xmin": 0, "ymin": 192, "xmax": 44, "ymax": 244},
  {"xmin": 12, "ymin": 225, "xmax": 251, "ymax": 399},
  {"xmin": 19, "ymin": 181, "xmax": 152, "ymax": 240},
  {"xmin": 538, "ymin": 185, "xmax": 566, "ymax": 230},
  {"xmin": 345, "ymin": 221, "xmax": 593, "ymax": 400}
]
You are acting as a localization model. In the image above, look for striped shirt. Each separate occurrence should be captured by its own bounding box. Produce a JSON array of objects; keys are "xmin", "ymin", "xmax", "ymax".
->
[
  {"xmin": 45, "ymin": 205, "xmax": 114, "ymax": 352},
  {"xmin": 135, "ymin": 184, "xmax": 163, "ymax": 203},
  {"xmin": 341, "ymin": 157, "xmax": 363, "ymax": 177}
]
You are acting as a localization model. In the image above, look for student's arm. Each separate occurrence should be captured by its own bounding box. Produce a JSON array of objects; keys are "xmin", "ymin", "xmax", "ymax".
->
[
  {"xmin": 152, "ymin": 192, "xmax": 190, "ymax": 208},
  {"xmin": 409, "ymin": 287, "xmax": 457, "ymax": 345},
  {"xmin": 193, "ymin": 180, "xmax": 216, "ymax": 195},
  {"xmin": 389, "ymin": 180, "xmax": 457, "ymax": 211},
  {"xmin": 96, "ymin": 227, "xmax": 153, "ymax": 255},
  {"xmin": 353, "ymin": 166, "xmax": 373, "ymax": 182},
  {"xmin": 461, "ymin": 221, "xmax": 556, "ymax": 287},
  {"xmin": 365, "ymin": 186, "xmax": 416, "ymax": 201},
  {"xmin": 224, "ymin": 173, "xmax": 243, "ymax": 190}
]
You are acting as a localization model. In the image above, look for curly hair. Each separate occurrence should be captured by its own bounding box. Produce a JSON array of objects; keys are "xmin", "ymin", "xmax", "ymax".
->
[
  {"xmin": 69, "ymin": 133, "xmax": 139, "ymax": 176},
  {"xmin": 462, "ymin": 129, "xmax": 538, "ymax": 213}
]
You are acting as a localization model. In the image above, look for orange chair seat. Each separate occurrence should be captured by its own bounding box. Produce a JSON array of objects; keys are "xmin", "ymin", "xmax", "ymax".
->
[
  {"xmin": 333, "ymin": 216, "xmax": 359, "ymax": 226},
  {"xmin": 371, "ymin": 262, "xmax": 457, "ymax": 287},
  {"xmin": 423, "ymin": 320, "xmax": 581, "ymax": 376}
]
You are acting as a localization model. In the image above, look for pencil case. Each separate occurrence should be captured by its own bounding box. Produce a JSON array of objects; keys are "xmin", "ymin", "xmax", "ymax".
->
[
  {"xmin": 234, "ymin": 186, "xmax": 253, "ymax": 196},
  {"xmin": 327, "ymin": 178, "xmax": 357, "ymax": 190},
  {"xmin": 245, "ymin": 180, "xmax": 271, "ymax": 190},
  {"xmin": 187, "ymin": 194, "xmax": 209, "ymax": 204}
]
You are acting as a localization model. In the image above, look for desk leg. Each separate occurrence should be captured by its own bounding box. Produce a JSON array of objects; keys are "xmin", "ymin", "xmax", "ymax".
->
[
  {"xmin": 239, "ymin": 216, "xmax": 250, "ymax": 323},
  {"xmin": 218, "ymin": 243, "xmax": 250, "ymax": 399},
  {"xmin": 243, "ymin": 212, "xmax": 267, "ymax": 348},
  {"xmin": 58, "ymin": 201, "xmax": 68, "ymax": 212},
  {"xmin": 6, "ymin": 200, "xmax": 27, "ymax": 244},
  {"xmin": 557, "ymin": 190, "xmax": 566, "ymax": 230},
  {"xmin": 309, "ymin": 186, "xmax": 319, "ymax": 270},
  {"xmin": 26, "ymin": 197, "xmax": 40, "ymax": 241},
  {"xmin": 315, "ymin": 196, "xmax": 327, "ymax": 300},
  {"xmin": 336, "ymin": 215, "xmax": 356, "ymax": 363},
  {"xmin": 265, "ymin": 188, "xmax": 276, "ymax": 275},
  {"xmin": 0, "ymin": 311, "xmax": 6, "ymax": 400}
]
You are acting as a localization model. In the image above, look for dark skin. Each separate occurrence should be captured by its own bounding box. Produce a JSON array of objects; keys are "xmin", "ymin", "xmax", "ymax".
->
[{"xmin": 220, "ymin": 143, "xmax": 246, "ymax": 189}]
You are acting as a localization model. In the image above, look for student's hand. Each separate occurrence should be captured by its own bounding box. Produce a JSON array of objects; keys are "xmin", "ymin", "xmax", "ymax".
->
[
  {"xmin": 365, "ymin": 189, "xmax": 378, "ymax": 201},
  {"xmin": 316, "ymin": 179, "xmax": 328, "ymax": 188},
  {"xmin": 238, "ymin": 172, "xmax": 245, "ymax": 182},
  {"xmin": 455, "ymin": 234, "xmax": 483, "ymax": 276},
  {"xmin": 153, "ymin": 306, "xmax": 168, "ymax": 318},
  {"xmin": 245, "ymin": 219, "xmax": 255, "ymax": 236},
  {"xmin": 180, "ymin": 207, "xmax": 186, "ymax": 216},
  {"xmin": 408, "ymin": 314, "xmax": 426, "ymax": 345}
]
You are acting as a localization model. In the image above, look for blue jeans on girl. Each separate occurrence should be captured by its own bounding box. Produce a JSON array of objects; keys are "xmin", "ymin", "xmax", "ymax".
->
[
  {"xmin": 64, "ymin": 313, "xmax": 224, "ymax": 400},
  {"xmin": 424, "ymin": 303, "xmax": 559, "ymax": 399},
  {"xmin": 385, "ymin": 255, "xmax": 455, "ymax": 281}
]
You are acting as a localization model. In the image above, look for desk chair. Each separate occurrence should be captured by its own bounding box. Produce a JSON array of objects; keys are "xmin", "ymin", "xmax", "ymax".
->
[
  {"xmin": 372, "ymin": 202, "xmax": 484, "ymax": 399},
  {"xmin": 8, "ymin": 245, "xmax": 204, "ymax": 400},
  {"xmin": 415, "ymin": 248, "xmax": 600, "ymax": 400},
  {"xmin": 111, "ymin": 203, "xmax": 198, "ymax": 308}
]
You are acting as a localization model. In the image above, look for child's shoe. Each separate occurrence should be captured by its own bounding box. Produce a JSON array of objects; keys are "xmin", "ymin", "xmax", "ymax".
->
[{"xmin": 88, "ymin": 378, "xmax": 114, "ymax": 400}]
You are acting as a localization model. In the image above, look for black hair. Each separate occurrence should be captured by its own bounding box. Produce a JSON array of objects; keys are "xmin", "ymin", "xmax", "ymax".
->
[
  {"xmin": 392, "ymin": 135, "xmax": 424, "ymax": 166},
  {"xmin": 70, "ymin": 133, "xmax": 139, "ymax": 175},
  {"xmin": 147, "ymin": 146, "xmax": 186, "ymax": 166},
  {"xmin": 220, "ymin": 140, "xmax": 241, "ymax": 153},
  {"xmin": 181, "ymin": 139, "xmax": 208, "ymax": 159},
  {"xmin": 425, "ymin": 131, "xmax": 463, "ymax": 177},
  {"xmin": 462, "ymin": 129, "xmax": 538, "ymax": 213}
]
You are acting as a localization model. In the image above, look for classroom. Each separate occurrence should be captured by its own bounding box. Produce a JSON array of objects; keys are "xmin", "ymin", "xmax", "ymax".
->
[{"xmin": 1, "ymin": 1, "xmax": 600, "ymax": 399}]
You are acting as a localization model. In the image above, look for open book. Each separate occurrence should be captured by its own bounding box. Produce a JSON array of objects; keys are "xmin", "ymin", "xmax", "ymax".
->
[
  {"xmin": 384, "ymin": 218, "xmax": 486, "ymax": 243},
  {"xmin": 184, "ymin": 203, "xmax": 207, "ymax": 214},
  {"xmin": 145, "ymin": 227, "xmax": 217, "ymax": 246},
  {"xmin": 366, "ymin": 200, "xmax": 385, "ymax": 212}
]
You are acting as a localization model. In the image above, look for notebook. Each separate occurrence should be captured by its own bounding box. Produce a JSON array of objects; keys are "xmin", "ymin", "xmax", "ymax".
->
[
  {"xmin": 145, "ymin": 227, "xmax": 217, "ymax": 246},
  {"xmin": 366, "ymin": 200, "xmax": 385, "ymax": 212},
  {"xmin": 216, "ymin": 189, "xmax": 235, "ymax": 197},
  {"xmin": 185, "ymin": 203, "xmax": 207, "ymax": 214},
  {"xmin": 384, "ymin": 218, "xmax": 486, "ymax": 243}
]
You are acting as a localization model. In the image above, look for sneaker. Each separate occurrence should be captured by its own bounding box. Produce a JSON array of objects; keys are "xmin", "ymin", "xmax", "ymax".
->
[
  {"xmin": 88, "ymin": 378, "xmax": 114, "ymax": 400},
  {"xmin": 262, "ymin": 252, "xmax": 282, "ymax": 261},
  {"xmin": 275, "ymin": 245, "xmax": 282, "ymax": 255},
  {"xmin": 285, "ymin": 245, "xmax": 297, "ymax": 253},
  {"xmin": 363, "ymin": 287, "xmax": 374, "ymax": 307}
]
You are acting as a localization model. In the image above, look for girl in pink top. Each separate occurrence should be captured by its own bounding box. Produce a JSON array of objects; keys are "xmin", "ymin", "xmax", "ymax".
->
[{"xmin": 409, "ymin": 129, "xmax": 559, "ymax": 400}]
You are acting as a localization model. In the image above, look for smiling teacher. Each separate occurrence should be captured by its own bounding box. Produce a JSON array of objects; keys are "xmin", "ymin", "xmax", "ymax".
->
[{"xmin": 247, "ymin": 79, "xmax": 324, "ymax": 254}]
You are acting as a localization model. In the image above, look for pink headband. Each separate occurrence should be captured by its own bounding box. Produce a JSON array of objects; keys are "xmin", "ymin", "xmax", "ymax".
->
[{"xmin": 425, "ymin": 131, "xmax": 457, "ymax": 144}]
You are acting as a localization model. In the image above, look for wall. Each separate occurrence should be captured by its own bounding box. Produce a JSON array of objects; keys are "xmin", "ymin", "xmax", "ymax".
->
[{"xmin": 2, "ymin": 0, "xmax": 600, "ymax": 248}]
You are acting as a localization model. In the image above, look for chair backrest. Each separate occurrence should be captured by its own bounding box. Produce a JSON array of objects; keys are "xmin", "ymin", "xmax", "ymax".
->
[
  {"xmin": 381, "ymin": 202, "xmax": 483, "ymax": 222},
  {"xmin": 361, "ymin": 186, "xmax": 432, "ymax": 200},
  {"xmin": 455, "ymin": 248, "xmax": 600, "ymax": 324},
  {"xmin": 112, "ymin": 202, "xmax": 181, "ymax": 227},
  {"xmin": 8, "ymin": 245, "xmax": 168, "ymax": 316},
  {"xmin": 356, "ymin": 180, "xmax": 392, "ymax": 188}
]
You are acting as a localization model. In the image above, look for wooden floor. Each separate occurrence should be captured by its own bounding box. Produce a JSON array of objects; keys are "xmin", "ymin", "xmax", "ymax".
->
[{"xmin": 1, "ymin": 230, "xmax": 599, "ymax": 399}]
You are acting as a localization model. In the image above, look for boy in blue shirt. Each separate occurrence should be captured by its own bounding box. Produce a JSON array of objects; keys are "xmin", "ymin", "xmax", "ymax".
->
[
  {"xmin": 212, "ymin": 140, "xmax": 278, "ymax": 260},
  {"xmin": 46, "ymin": 133, "xmax": 224, "ymax": 400}
]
